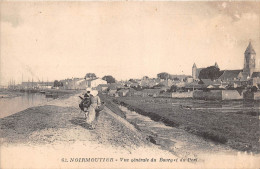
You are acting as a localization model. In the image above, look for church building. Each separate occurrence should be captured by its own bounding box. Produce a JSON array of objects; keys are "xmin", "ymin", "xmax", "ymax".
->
[
  {"xmin": 192, "ymin": 41, "xmax": 259, "ymax": 84},
  {"xmin": 192, "ymin": 62, "xmax": 219, "ymax": 80}
]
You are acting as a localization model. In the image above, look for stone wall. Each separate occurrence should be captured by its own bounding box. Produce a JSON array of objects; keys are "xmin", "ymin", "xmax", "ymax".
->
[
  {"xmin": 222, "ymin": 90, "xmax": 243, "ymax": 100},
  {"xmin": 171, "ymin": 92, "xmax": 193, "ymax": 98},
  {"xmin": 193, "ymin": 90, "xmax": 243, "ymax": 100},
  {"xmin": 193, "ymin": 90, "xmax": 222, "ymax": 100}
]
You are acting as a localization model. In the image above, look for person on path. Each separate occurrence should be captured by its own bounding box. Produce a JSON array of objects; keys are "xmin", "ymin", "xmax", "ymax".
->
[
  {"xmin": 79, "ymin": 88, "xmax": 92, "ymax": 118},
  {"xmin": 86, "ymin": 90, "xmax": 101, "ymax": 129}
]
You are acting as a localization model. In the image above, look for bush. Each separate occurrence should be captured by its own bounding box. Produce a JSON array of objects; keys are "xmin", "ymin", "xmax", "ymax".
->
[{"xmin": 246, "ymin": 111, "xmax": 258, "ymax": 116}]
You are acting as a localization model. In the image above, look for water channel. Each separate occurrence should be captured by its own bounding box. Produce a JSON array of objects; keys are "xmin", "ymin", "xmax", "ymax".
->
[{"xmin": 0, "ymin": 93, "xmax": 55, "ymax": 118}]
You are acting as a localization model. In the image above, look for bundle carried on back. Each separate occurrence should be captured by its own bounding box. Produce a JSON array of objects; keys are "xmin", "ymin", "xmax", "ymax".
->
[{"xmin": 79, "ymin": 95, "xmax": 91, "ymax": 112}]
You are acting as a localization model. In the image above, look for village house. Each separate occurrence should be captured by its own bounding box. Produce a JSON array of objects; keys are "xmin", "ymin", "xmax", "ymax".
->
[
  {"xmin": 184, "ymin": 82, "xmax": 208, "ymax": 91},
  {"xmin": 61, "ymin": 77, "xmax": 107, "ymax": 90},
  {"xmin": 61, "ymin": 78, "xmax": 83, "ymax": 90},
  {"xmin": 21, "ymin": 81, "xmax": 53, "ymax": 89},
  {"xmin": 198, "ymin": 79, "xmax": 221, "ymax": 88},
  {"xmin": 106, "ymin": 83, "xmax": 126, "ymax": 97},
  {"xmin": 96, "ymin": 84, "xmax": 109, "ymax": 92},
  {"xmin": 159, "ymin": 79, "xmax": 174, "ymax": 87},
  {"xmin": 85, "ymin": 78, "xmax": 107, "ymax": 88},
  {"xmin": 218, "ymin": 70, "xmax": 244, "ymax": 82},
  {"xmin": 117, "ymin": 89, "xmax": 130, "ymax": 97},
  {"xmin": 108, "ymin": 89, "xmax": 118, "ymax": 97},
  {"xmin": 141, "ymin": 89, "xmax": 161, "ymax": 97},
  {"xmin": 249, "ymin": 72, "xmax": 260, "ymax": 86},
  {"xmin": 139, "ymin": 79, "xmax": 158, "ymax": 88},
  {"xmin": 122, "ymin": 81, "xmax": 131, "ymax": 87},
  {"xmin": 130, "ymin": 83, "xmax": 139, "ymax": 88},
  {"xmin": 186, "ymin": 77, "xmax": 194, "ymax": 83},
  {"xmin": 175, "ymin": 81, "xmax": 186, "ymax": 88}
]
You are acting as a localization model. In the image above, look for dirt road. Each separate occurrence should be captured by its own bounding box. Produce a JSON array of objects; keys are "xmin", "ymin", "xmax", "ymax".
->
[
  {"xmin": 0, "ymin": 93, "xmax": 258, "ymax": 169},
  {"xmin": 0, "ymin": 93, "xmax": 179, "ymax": 169}
]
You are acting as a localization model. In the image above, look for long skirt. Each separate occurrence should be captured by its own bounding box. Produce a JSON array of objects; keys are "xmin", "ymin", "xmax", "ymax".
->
[{"xmin": 86, "ymin": 105, "xmax": 97, "ymax": 125}]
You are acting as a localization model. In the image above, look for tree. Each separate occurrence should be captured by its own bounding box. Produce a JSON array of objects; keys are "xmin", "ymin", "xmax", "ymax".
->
[
  {"xmin": 173, "ymin": 77, "xmax": 180, "ymax": 81},
  {"xmin": 102, "ymin": 75, "xmax": 116, "ymax": 84},
  {"xmin": 129, "ymin": 79, "xmax": 137, "ymax": 83},
  {"xmin": 157, "ymin": 72, "xmax": 170, "ymax": 80},
  {"xmin": 168, "ymin": 85, "xmax": 178, "ymax": 92},
  {"xmin": 53, "ymin": 80, "xmax": 63, "ymax": 87},
  {"xmin": 184, "ymin": 76, "xmax": 192, "ymax": 82},
  {"xmin": 84, "ymin": 73, "xmax": 96, "ymax": 80},
  {"xmin": 54, "ymin": 80, "xmax": 59, "ymax": 87},
  {"xmin": 198, "ymin": 66, "xmax": 222, "ymax": 80},
  {"xmin": 142, "ymin": 76, "xmax": 149, "ymax": 80},
  {"xmin": 132, "ymin": 85, "xmax": 143, "ymax": 91}
]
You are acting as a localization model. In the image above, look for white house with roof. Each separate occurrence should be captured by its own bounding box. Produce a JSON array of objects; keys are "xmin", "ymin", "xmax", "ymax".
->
[{"xmin": 86, "ymin": 78, "xmax": 107, "ymax": 89}]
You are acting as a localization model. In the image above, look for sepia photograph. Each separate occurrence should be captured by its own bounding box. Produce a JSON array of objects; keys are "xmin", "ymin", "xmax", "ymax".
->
[{"xmin": 0, "ymin": 1, "xmax": 259, "ymax": 168}]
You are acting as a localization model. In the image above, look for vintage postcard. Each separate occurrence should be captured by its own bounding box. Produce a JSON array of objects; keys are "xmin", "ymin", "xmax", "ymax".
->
[{"xmin": 0, "ymin": 1, "xmax": 259, "ymax": 169}]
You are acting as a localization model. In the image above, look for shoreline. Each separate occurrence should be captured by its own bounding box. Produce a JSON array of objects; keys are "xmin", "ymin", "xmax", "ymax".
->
[
  {"xmin": 0, "ymin": 89, "xmax": 79, "ymax": 99},
  {"xmin": 0, "ymin": 90, "xmax": 24, "ymax": 98}
]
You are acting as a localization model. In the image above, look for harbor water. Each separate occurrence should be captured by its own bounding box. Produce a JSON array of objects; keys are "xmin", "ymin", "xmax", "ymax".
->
[{"xmin": 0, "ymin": 93, "xmax": 55, "ymax": 118}]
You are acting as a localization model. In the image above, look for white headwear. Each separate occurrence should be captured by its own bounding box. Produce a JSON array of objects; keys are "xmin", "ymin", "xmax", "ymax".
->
[
  {"xmin": 90, "ymin": 90, "xmax": 98, "ymax": 96},
  {"xmin": 86, "ymin": 87, "xmax": 92, "ymax": 92}
]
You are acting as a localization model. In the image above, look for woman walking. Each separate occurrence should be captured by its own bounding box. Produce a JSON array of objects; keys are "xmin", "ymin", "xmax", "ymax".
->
[
  {"xmin": 79, "ymin": 88, "xmax": 92, "ymax": 115},
  {"xmin": 86, "ymin": 90, "xmax": 101, "ymax": 129}
]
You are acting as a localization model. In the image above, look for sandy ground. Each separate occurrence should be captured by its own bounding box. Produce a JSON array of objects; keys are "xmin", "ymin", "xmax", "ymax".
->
[{"xmin": 0, "ymin": 94, "xmax": 259, "ymax": 169}]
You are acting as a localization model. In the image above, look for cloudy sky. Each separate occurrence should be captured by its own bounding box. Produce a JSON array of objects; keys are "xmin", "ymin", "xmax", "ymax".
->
[{"xmin": 0, "ymin": 1, "xmax": 260, "ymax": 85}]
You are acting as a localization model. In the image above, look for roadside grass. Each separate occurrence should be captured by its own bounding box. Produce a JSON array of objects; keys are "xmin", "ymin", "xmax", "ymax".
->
[
  {"xmin": 101, "ymin": 95, "xmax": 260, "ymax": 153},
  {"xmin": 99, "ymin": 94, "xmax": 126, "ymax": 119}
]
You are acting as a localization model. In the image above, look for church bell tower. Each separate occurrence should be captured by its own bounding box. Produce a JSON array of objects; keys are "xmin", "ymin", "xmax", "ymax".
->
[
  {"xmin": 243, "ymin": 41, "xmax": 256, "ymax": 77},
  {"xmin": 192, "ymin": 63, "xmax": 197, "ymax": 79}
]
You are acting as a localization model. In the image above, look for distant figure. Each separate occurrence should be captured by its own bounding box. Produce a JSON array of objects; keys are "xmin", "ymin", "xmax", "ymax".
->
[
  {"xmin": 79, "ymin": 88, "xmax": 92, "ymax": 118},
  {"xmin": 86, "ymin": 90, "xmax": 101, "ymax": 129}
]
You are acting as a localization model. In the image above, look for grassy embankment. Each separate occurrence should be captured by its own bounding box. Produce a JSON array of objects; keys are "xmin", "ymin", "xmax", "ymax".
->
[
  {"xmin": 99, "ymin": 94, "xmax": 126, "ymax": 119},
  {"xmin": 101, "ymin": 94, "xmax": 260, "ymax": 153}
]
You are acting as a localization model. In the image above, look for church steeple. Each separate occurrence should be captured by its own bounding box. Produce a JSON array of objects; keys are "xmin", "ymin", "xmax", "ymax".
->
[
  {"xmin": 192, "ymin": 63, "xmax": 197, "ymax": 79},
  {"xmin": 214, "ymin": 62, "xmax": 219, "ymax": 69},
  {"xmin": 244, "ymin": 41, "xmax": 256, "ymax": 55},
  {"xmin": 243, "ymin": 41, "xmax": 256, "ymax": 77}
]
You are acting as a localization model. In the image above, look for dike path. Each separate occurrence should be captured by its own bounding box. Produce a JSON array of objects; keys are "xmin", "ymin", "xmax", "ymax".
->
[{"xmin": 0, "ymin": 93, "xmax": 258, "ymax": 169}]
